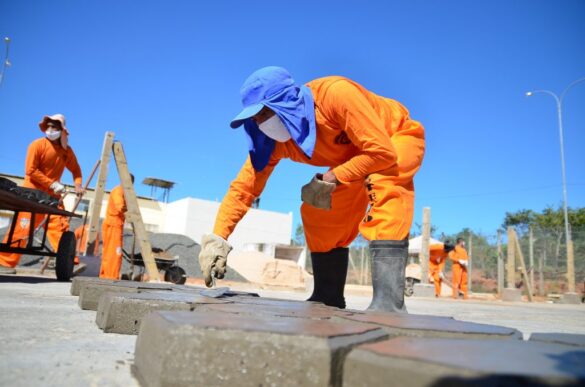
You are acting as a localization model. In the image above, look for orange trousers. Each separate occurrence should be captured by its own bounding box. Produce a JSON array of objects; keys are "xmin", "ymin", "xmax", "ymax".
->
[
  {"xmin": 452, "ymin": 263, "xmax": 468, "ymax": 298},
  {"xmin": 99, "ymin": 223, "xmax": 123, "ymax": 279},
  {"xmin": 301, "ymin": 170, "xmax": 415, "ymax": 253},
  {"xmin": 429, "ymin": 268, "xmax": 442, "ymax": 296},
  {"xmin": 0, "ymin": 212, "xmax": 69, "ymax": 268}
]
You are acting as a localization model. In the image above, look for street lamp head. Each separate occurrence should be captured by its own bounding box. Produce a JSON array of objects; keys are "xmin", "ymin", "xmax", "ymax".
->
[
  {"xmin": 4, "ymin": 37, "xmax": 9, "ymax": 43},
  {"xmin": 525, "ymin": 91, "xmax": 533, "ymax": 97}
]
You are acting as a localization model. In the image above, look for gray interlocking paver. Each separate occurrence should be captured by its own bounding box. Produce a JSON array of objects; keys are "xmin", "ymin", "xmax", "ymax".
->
[
  {"xmin": 530, "ymin": 332, "xmax": 585, "ymax": 347},
  {"xmin": 78, "ymin": 281, "xmax": 175, "ymax": 310},
  {"xmin": 335, "ymin": 310, "xmax": 521, "ymax": 339},
  {"xmin": 133, "ymin": 310, "xmax": 388, "ymax": 387},
  {"xmin": 343, "ymin": 337, "xmax": 585, "ymax": 386},
  {"xmin": 96, "ymin": 291, "xmax": 233, "ymax": 334}
]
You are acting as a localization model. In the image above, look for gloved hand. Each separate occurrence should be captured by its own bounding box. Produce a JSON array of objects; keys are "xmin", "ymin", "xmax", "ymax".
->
[
  {"xmin": 50, "ymin": 181, "xmax": 65, "ymax": 194},
  {"xmin": 301, "ymin": 174, "xmax": 336, "ymax": 210},
  {"xmin": 198, "ymin": 234, "xmax": 232, "ymax": 287},
  {"xmin": 458, "ymin": 259, "xmax": 468, "ymax": 267},
  {"xmin": 439, "ymin": 271, "xmax": 445, "ymax": 280},
  {"xmin": 74, "ymin": 183, "xmax": 83, "ymax": 196}
]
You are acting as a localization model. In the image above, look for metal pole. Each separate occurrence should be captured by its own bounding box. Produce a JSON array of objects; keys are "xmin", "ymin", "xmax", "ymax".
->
[
  {"xmin": 526, "ymin": 77, "xmax": 585, "ymax": 294},
  {"xmin": 418, "ymin": 207, "xmax": 431, "ymax": 284},
  {"xmin": 0, "ymin": 37, "xmax": 12, "ymax": 88}
]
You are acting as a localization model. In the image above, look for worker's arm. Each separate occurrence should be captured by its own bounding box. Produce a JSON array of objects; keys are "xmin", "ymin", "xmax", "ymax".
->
[
  {"xmin": 322, "ymin": 80, "xmax": 398, "ymax": 184},
  {"xmin": 213, "ymin": 150, "xmax": 282, "ymax": 240},
  {"xmin": 25, "ymin": 140, "xmax": 54, "ymax": 191}
]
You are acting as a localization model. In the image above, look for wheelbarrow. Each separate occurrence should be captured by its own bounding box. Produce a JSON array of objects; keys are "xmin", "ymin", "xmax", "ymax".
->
[{"xmin": 121, "ymin": 246, "xmax": 187, "ymax": 284}]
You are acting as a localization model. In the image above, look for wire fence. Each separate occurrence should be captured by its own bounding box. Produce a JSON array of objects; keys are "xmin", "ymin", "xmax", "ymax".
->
[{"xmin": 341, "ymin": 228, "xmax": 585, "ymax": 296}]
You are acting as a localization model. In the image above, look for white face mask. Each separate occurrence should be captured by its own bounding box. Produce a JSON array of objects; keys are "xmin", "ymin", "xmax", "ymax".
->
[
  {"xmin": 46, "ymin": 129, "xmax": 61, "ymax": 141},
  {"xmin": 258, "ymin": 114, "xmax": 291, "ymax": 142}
]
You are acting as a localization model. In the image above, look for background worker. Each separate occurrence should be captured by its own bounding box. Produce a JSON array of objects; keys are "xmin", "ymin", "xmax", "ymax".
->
[
  {"xmin": 99, "ymin": 175, "xmax": 133, "ymax": 279},
  {"xmin": 0, "ymin": 114, "xmax": 82, "ymax": 274},
  {"xmin": 199, "ymin": 66, "xmax": 425, "ymax": 312},
  {"xmin": 449, "ymin": 237, "xmax": 470, "ymax": 299},
  {"xmin": 428, "ymin": 242, "xmax": 454, "ymax": 297}
]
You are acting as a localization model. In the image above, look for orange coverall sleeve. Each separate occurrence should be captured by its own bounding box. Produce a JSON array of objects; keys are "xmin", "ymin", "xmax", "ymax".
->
[
  {"xmin": 322, "ymin": 80, "xmax": 398, "ymax": 183},
  {"xmin": 25, "ymin": 141, "xmax": 54, "ymax": 191},
  {"xmin": 111, "ymin": 189, "xmax": 127, "ymax": 216},
  {"xmin": 213, "ymin": 151, "xmax": 282, "ymax": 240}
]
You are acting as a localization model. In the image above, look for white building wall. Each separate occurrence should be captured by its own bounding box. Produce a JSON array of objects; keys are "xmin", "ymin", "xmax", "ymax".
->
[{"xmin": 163, "ymin": 198, "xmax": 293, "ymax": 250}]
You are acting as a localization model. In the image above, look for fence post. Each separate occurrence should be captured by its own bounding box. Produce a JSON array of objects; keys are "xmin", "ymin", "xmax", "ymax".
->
[{"xmin": 497, "ymin": 229, "xmax": 504, "ymax": 295}]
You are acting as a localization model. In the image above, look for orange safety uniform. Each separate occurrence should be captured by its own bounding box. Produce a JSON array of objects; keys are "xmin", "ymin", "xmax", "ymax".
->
[
  {"xmin": 213, "ymin": 77, "xmax": 425, "ymax": 252},
  {"xmin": 99, "ymin": 185, "xmax": 127, "ymax": 279},
  {"xmin": 429, "ymin": 243, "xmax": 448, "ymax": 297},
  {"xmin": 74, "ymin": 224, "xmax": 100, "ymax": 257},
  {"xmin": 449, "ymin": 245, "xmax": 469, "ymax": 298},
  {"xmin": 0, "ymin": 138, "xmax": 82, "ymax": 268}
]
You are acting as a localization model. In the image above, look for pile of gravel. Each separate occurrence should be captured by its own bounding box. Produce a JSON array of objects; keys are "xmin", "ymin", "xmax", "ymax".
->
[{"xmin": 1, "ymin": 217, "xmax": 247, "ymax": 283}]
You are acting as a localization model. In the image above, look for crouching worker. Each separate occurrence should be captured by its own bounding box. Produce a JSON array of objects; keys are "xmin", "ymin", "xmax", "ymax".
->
[
  {"xmin": 99, "ymin": 175, "xmax": 133, "ymax": 279},
  {"xmin": 198, "ymin": 67, "xmax": 425, "ymax": 312},
  {"xmin": 428, "ymin": 242, "xmax": 455, "ymax": 297}
]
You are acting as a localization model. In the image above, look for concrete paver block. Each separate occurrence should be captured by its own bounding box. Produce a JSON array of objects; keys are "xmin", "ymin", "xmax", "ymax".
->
[
  {"xmin": 502, "ymin": 287, "xmax": 522, "ymax": 302},
  {"xmin": 133, "ymin": 310, "xmax": 388, "ymax": 387},
  {"xmin": 530, "ymin": 332, "xmax": 585, "ymax": 347},
  {"xmin": 413, "ymin": 283, "xmax": 435, "ymax": 297},
  {"xmin": 70, "ymin": 276, "xmax": 116, "ymax": 296},
  {"xmin": 199, "ymin": 299, "xmax": 352, "ymax": 320},
  {"xmin": 560, "ymin": 292, "xmax": 582, "ymax": 304},
  {"xmin": 343, "ymin": 337, "xmax": 585, "ymax": 386},
  {"xmin": 335, "ymin": 311, "xmax": 521, "ymax": 339},
  {"xmin": 78, "ymin": 282, "xmax": 175, "ymax": 310},
  {"xmin": 96, "ymin": 291, "xmax": 233, "ymax": 335}
]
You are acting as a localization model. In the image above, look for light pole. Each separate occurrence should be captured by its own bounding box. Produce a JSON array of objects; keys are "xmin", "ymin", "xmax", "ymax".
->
[
  {"xmin": 0, "ymin": 36, "xmax": 12, "ymax": 88},
  {"xmin": 526, "ymin": 76, "xmax": 585, "ymax": 296}
]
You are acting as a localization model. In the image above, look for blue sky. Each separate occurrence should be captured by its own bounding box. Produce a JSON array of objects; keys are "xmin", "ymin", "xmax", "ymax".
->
[{"xmin": 1, "ymin": 0, "xmax": 584, "ymax": 237}]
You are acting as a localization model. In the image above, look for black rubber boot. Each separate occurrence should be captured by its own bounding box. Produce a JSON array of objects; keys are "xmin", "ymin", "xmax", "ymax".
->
[
  {"xmin": 367, "ymin": 239, "xmax": 409, "ymax": 313},
  {"xmin": 307, "ymin": 247, "xmax": 349, "ymax": 309}
]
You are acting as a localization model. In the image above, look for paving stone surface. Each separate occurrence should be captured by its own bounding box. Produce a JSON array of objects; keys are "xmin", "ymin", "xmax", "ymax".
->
[
  {"xmin": 199, "ymin": 298, "xmax": 353, "ymax": 320},
  {"xmin": 133, "ymin": 310, "xmax": 388, "ymax": 387},
  {"xmin": 96, "ymin": 291, "xmax": 233, "ymax": 335},
  {"xmin": 70, "ymin": 276, "xmax": 116, "ymax": 296},
  {"xmin": 334, "ymin": 310, "xmax": 522, "ymax": 340},
  {"xmin": 343, "ymin": 336, "xmax": 585, "ymax": 386},
  {"xmin": 78, "ymin": 281, "xmax": 176, "ymax": 310},
  {"xmin": 530, "ymin": 332, "xmax": 585, "ymax": 347}
]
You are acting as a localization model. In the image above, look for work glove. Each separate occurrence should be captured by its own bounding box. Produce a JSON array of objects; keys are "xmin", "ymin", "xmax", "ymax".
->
[
  {"xmin": 74, "ymin": 183, "xmax": 83, "ymax": 197},
  {"xmin": 301, "ymin": 174, "xmax": 336, "ymax": 210},
  {"xmin": 458, "ymin": 259, "xmax": 468, "ymax": 267},
  {"xmin": 198, "ymin": 233, "xmax": 232, "ymax": 287},
  {"xmin": 439, "ymin": 272, "xmax": 445, "ymax": 280},
  {"xmin": 50, "ymin": 181, "xmax": 65, "ymax": 194}
]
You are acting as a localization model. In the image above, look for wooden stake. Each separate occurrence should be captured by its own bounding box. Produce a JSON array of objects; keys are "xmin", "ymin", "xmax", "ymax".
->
[
  {"xmin": 506, "ymin": 227, "xmax": 515, "ymax": 289},
  {"xmin": 112, "ymin": 142, "xmax": 160, "ymax": 282},
  {"xmin": 512, "ymin": 229, "xmax": 533, "ymax": 302},
  {"xmin": 85, "ymin": 132, "xmax": 114, "ymax": 255}
]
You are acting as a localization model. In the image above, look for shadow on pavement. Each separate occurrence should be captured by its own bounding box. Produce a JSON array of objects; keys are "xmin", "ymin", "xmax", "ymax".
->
[{"xmin": 0, "ymin": 274, "xmax": 59, "ymax": 284}]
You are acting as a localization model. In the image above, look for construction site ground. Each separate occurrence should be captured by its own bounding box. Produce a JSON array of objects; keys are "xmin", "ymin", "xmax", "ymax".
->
[{"xmin": 1, "ymin": 274, "xmax": 584, "ymax": 386}]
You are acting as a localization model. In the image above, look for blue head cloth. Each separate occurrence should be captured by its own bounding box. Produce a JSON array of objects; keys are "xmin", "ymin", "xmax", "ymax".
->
[{"xmin": 230, "ymin": 66, "xmax": 316, "ymax": 171}]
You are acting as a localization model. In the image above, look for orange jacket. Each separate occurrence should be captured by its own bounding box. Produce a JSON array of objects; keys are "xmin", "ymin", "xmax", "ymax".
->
[
  {"xmin": 213, "ymin": 77, "xmax": 425, "ymax": 239},
  {"xmin": 24, "ymin": 138, "xmax": 82, "ymax": 197},
  {"xmin": 429, "ymin": 243, "xmax": 448, "ymax": 272},
  {"xmin": 449, "ymin": 245, "xmax": 469, "ymax": 263},
  {"xmin": 104, "ymin": 185, "xmax": 127, "ymax": 227}
]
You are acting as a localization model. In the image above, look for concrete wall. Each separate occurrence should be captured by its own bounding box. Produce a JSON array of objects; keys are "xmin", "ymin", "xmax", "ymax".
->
[{"xmin": 163, "ymin": 197, "xmax": 293, "ymax": 250}]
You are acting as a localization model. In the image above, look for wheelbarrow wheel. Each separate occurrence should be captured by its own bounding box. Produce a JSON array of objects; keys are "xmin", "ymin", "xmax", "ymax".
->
[
  {"xmin": 164, "ymin": 266, "xmax": 186, "ymax": 284},
  {"xmin": 55, "ymin": 231, "xmax": 76, "ymax": 282}
]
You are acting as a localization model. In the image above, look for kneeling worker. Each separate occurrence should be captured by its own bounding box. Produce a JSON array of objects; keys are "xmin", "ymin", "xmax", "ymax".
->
[{"xmin": 199, "ymin": 67, "xmax": 425, "ymax": 312}]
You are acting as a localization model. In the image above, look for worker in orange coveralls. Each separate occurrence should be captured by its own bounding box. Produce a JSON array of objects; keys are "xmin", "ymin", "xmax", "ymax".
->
[
  {"xmin": 449, "ymin": 237, "xmax": 469, "ymax": 299},
  {"xmin": 0, "ymin": 114, "xmax": 82, "ymax": 274},
  {"xmin": 99, "ymin": 175, "xmax": 133, "ymax": 279},
  {"xmin": 428, "ymin": 242, "xmax": 455, "ymax": 297},
  {"xmin": 198, "ymin": 67, "xmax": 425, "ymax": 312}
]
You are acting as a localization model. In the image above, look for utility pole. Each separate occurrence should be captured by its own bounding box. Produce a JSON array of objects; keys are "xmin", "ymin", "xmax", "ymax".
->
[
  {"xmin": 529, "ymin": 227, "xmax": 535, "ymax": 295},
  {"xmin": 467, "ymin": 235, "xmax": 473, "ymax": 294},
  {"xmin": 497, "ymin": 229, "xmax": 504, "ymax": 295},
  {"xmin": 418, "ymin": 207, "xmax": 431, "ymax": 284}
]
